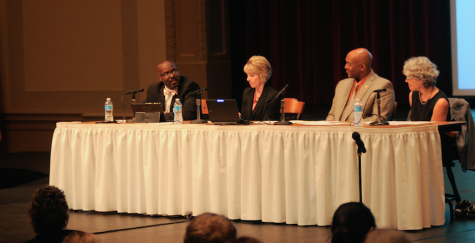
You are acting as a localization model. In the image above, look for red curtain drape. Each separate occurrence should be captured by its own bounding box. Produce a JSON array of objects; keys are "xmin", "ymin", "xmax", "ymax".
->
[{"xmin": 229, "ymin": 0, "xmax": 452, "ymax": 105}]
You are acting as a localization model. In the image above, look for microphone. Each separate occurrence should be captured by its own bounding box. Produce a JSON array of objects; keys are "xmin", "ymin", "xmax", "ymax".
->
[
  {"xmin": 373, "ymin": 88, "xmax": 386, "ymax": 92},
  {"xmin": 270, "ymin": 84, "xmax": 289, "ymax": 104},
  {"xmin": 352, "ymin": 132, "xmax": 367, "ymax": 153},
  {"xmin": 185, "ymin": 88, "xmax": 207, "ymax": 99},
  {"xmin": 124, "ymin": 89, "xmax": 144, "ymax": 95}
]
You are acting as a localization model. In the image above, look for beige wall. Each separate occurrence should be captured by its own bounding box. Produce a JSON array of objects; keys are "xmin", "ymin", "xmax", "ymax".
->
[
  {"xmin": 0, "ymin": 0, "xmax": 232, "ymax": 153},
  {"xmin": 0, "ymin": 0, "xmax": 167, "ymax": 152}
]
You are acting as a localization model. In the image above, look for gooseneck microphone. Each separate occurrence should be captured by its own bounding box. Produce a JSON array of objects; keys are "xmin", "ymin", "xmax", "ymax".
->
[
  {"xmin": 124, "ymin": 89, "xmax": 144, "ymax": 95},
  {"xmin": 185, "ymin": 88, "xmax": 208, "ymax": 99},
  {"xmin": 352, "ymin": 132, "xmax": 367, "ymax": 153},
  {"xmin": 270, "ymin": 84, "xmax": 289, "ymax": 104},
  {"xmin": 370, "ymin": 88, "xmax": 390, "ymax": 126}
]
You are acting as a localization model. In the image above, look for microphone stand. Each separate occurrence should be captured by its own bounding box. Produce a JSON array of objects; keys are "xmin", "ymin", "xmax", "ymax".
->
[
  {"xmin": 353, "ymin": 132, "xmax": 366, "ymax": 203},
  {"xmin": 274, "ymin": 99, "xmax": 292, "ymax": 125},
  {"xmin": 273, "ymin": 84, "xmax": 292, "ymax": 125},
  {"xmin": 190, "ymin": 99, "xmax": 207, "ymax": 124},
  {"xmin": 357, "ymin": 146, "xmax": 363, "ymax": 203},
  {"xmin": 126, "ymin": 91, "xmax": 140, "ymax": 123},
  {"xmin": 370, "ymin": 90, "xmax": 389, "ymax": 126}
]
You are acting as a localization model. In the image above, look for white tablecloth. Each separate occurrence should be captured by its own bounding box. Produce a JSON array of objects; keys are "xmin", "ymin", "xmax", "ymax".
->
[{"xmin": 50, "ymin": 122, "xmax": 445, "ymax": 230}]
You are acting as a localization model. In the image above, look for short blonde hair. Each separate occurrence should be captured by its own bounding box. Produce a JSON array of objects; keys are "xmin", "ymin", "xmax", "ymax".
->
[
  {"xmin": 243, "ymin": 55, "xmax": 272, "ymax": 83},
  {"xmin": 402, "ymin": 56, "xmax": 440, "ymax": 88}
]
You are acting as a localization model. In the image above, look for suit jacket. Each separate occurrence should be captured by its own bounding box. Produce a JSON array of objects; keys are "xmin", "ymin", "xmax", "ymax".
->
[
  {"xmin": 326, "ymin": 70, "xmax": 395, "ymax": 122},
  {"xmin": 448, "ymin": 98, "xmax": 475, "ymax": 171},
  {"xmin": 143, "ymin": 76, "xmax": 200, "ymax": 121},
  {"xmin": 241, "ymin": 86, "xmax": 282, "ymax": 121}
]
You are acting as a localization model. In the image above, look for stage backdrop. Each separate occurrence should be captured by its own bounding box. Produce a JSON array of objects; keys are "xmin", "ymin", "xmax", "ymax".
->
[{"xmin": 229, "ymin": 0, "xmax": 452, "ymax": 107}]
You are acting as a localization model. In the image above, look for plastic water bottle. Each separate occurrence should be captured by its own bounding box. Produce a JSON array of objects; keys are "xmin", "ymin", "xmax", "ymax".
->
[
  {"xmin": 173, "ymin": 98, "xmax": 183, "ymax": 124},
  {"xmin": 105, "ymin": 98, "xmax": 114, "ymax": 122},
  {"xmin": 354, "ymin": 99, "xmax": 363, "ymax": 127}
]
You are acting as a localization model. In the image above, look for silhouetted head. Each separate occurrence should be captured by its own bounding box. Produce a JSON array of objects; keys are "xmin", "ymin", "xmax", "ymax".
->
[
  {"xmin": 184, "ymin": 213, "xmax": 237, "ymax": 243},
  {"xmin": 234, "ymin": 236, "xmax": 262, "ymax": 243},
  {"xmin": 331, "ymin": 202, "xmax": 376, "ymax": 243},
  {"xmin": 28, "ymin": 185, "xmax": 69, "ymax": 235},
  {"xmin": 62, "ymin": 231, "xmax": 101, "ymax": 243}
]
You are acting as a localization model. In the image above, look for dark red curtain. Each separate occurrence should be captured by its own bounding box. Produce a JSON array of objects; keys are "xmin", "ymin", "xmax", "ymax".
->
[{"xmin": 229, "ymin": 0, "xmax": 452, "ymax": 106}]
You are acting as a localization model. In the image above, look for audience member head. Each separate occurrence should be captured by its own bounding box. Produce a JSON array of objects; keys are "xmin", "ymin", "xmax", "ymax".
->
[
  {"xmin": 234, "ymin": 236, "xmax": 262, "ymax": 243},
  {"xmin": 62, "ymin": 231, "xmax": 101, "ymax": 243},
  {"xmin": 243, "ymin": 56, "xmax": 272, "ymax": 87},
  {"xmin": 28, "ymin": 185, "xmax": 69, "ymax": 235},
  {"xmin": 364, "ymin": 229, "xmax": 413, "ymax": 243},
  {"xmin": 331, "ymin": 202, "xmax": 376, "ymax": 243},
  {"xmin": 184, "ymin": 212, "xmax": 237, "ymax": 243},
  {"xmin": 403, "ymin": 56, "xmax": 439, "ymax": 89},
  {"xmin": 158, "ymin": 60, "xmax": 180, "ymax": 89},
  {"xmin": 345, "ymin": 48, "xmax": 373, "ymax": 81}
]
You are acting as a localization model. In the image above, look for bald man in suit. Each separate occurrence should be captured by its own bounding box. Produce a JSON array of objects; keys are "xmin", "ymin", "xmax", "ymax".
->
[{"xmin": 327, "ymin": 48, "xmax": 395, "ymax": 122}]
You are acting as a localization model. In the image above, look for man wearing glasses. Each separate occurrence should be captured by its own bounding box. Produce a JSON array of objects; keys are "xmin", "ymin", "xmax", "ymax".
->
[{"xmin": 143, "ymin": 60, "xmax": 201, "ymax": 121}]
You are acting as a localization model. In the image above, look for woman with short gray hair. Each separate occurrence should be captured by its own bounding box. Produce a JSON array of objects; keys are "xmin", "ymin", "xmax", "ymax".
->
[{"xmin": 403, "ymin": 56, "xmax": 449, "ymax": 121}]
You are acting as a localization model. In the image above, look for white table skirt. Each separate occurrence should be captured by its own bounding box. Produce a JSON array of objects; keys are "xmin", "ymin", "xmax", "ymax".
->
[{"xmin": 50, "ymin": 122, "xmax": 445, "ymax": 230}]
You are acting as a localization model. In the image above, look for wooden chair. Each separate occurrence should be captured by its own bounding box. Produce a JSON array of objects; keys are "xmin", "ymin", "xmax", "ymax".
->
[
  {"xmin": 201, "ymin": 99, "xmax": 209, "ymax": 114},
  {"xmin": 281, "ymin": 98, "xmax": 305, "ymax": 120}
]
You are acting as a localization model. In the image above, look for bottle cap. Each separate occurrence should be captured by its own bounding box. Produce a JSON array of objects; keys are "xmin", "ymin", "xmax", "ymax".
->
[{"xmin": 107, "ymin": 98, "xmax": 111, "ymax": 101}]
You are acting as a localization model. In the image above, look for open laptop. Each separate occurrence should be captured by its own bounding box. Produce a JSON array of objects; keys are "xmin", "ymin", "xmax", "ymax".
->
[
  {"xmin": 206, "ymin": 99, "xmax": 243, "ymax": 125},
  {"xmin": 131, "ymin": 103, "xmax": 165, "ymax": 122}
]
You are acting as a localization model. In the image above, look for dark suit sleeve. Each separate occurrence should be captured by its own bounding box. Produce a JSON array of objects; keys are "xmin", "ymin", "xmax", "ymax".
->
[
  {"xmin": 241, "ymin": 88, "xmax": 251, "ymax": 121},
  {"xmin": 181, "ymin": 79, "xmax": 201, "ymax": 120},
  {"xmin": 264, "ymin": 91, "xmax": 282, "ymax": 121},
  {"xmin": 163, "ymin": 110, "xmax": 174, "ymax": 121}
]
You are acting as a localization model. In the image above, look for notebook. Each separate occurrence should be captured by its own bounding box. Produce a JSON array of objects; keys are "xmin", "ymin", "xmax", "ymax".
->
[{"xmin": 206, "ymin": 99, "xmax": 242, "ymax": 125}]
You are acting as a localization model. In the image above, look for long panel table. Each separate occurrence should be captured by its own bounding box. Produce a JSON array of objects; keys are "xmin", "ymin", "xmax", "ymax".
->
[{"xmin": 50, "ymin": 121, "xmax": 449, "ymax": 230}]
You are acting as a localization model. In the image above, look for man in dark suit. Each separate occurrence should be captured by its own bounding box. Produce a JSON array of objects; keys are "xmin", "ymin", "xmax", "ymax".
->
[{"xmin": 143, "ymin": 60, "xmax": 201, "ymax": 121}]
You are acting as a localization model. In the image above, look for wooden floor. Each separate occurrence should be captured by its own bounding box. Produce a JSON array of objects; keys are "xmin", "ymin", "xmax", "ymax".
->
[{"xmin": 3, "ymin": 174, "xmax": 475, "ymax": 243}]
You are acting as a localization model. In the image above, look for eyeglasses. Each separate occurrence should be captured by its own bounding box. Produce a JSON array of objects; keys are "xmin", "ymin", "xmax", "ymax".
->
[
  {"xmin": 405, "ymin": 77, "xmax": 418, "ymax": 80},
  {"xmin": 159, "ymin": 69, "xmax": 178, "ymax": 78}
]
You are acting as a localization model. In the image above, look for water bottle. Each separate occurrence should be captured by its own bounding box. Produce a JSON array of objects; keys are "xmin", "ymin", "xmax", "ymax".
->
[
  {"xmin": 173, "ymin": 98, "xmax": 183, "ymax": 124},
  {"xmin": 354, "ymin": 99, "xmax": 363, "ymax": 127},
  {"xmin": 105, "ymin": 98, "xmax": 114, "ymax": 122}
]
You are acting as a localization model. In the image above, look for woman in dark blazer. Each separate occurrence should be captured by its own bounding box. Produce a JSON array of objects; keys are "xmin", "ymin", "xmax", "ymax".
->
[{"xmin": 241, "ymin": 56, "xmax": 282, "ymax": 121}]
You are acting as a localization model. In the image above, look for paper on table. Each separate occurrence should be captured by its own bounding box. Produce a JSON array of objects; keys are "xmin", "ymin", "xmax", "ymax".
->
[
  {"xmin": 290, "ymin": 120, "xmax": 348, "ymax": 125},
  {"xmin": 57, "ymin": 121, "xmax": 82, "ymax": 124},
  {"xmin": 386, "ymin": 121, "xmax": 433, "ymax": 125}
]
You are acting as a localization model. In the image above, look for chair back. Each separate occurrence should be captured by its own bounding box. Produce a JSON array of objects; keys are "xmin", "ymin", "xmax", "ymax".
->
[
  {"xmin": 201, "ymin": 99, "xmax": 209, "ymax": 114},
  {"xmin": 448, "ymin": 98, "xmax": 475, "ymax": 172},
  {"xmin": 280, "ymin": 98, "xmax": 305, "ymax": 120}
]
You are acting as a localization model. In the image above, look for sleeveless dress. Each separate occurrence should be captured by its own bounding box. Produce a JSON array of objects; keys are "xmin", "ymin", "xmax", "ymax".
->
[{"xmin": 409, "ymin": 90, "xmax": 450, "ymax": 121}]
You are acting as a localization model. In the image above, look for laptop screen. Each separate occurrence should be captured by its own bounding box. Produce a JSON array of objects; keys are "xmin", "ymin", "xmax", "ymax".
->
[
  {"xmin": 206, "ymin": 99, "xmax": 241, "ymax": 123},
  {"xmin": 131, "ymin": 103, "xmax": 165, "ymax": 122}
]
